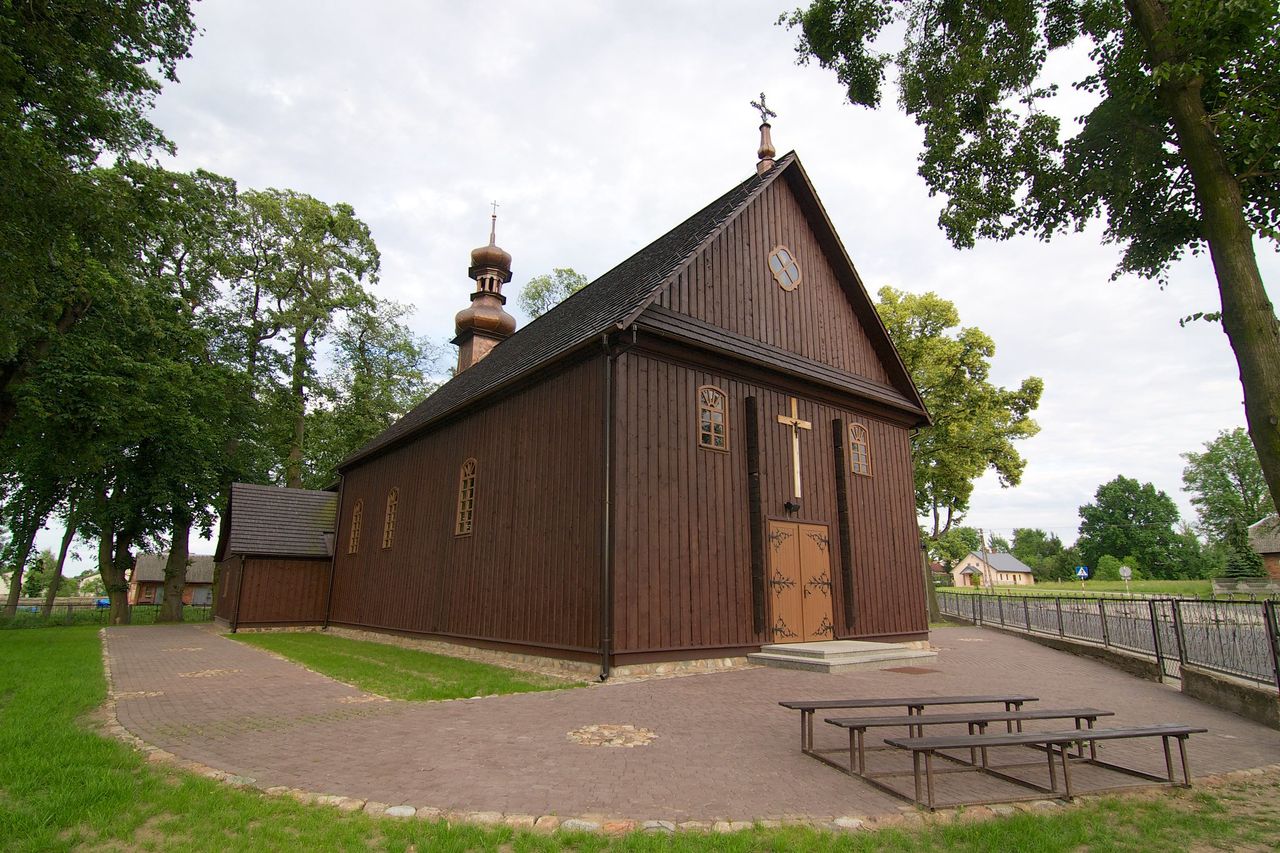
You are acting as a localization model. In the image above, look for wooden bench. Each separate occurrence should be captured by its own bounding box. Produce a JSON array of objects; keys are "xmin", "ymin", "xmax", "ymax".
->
[
  {"xmin": 882, "ymin": 724, "xmax": 1208, "ymax": 809},
  {"xmin": 820, "ymin": 707, "xmax": 1114, "ymax": 775},
  {"xmin": 779, "ymin": 694, "xmax": 1038, "ymax": 754}
]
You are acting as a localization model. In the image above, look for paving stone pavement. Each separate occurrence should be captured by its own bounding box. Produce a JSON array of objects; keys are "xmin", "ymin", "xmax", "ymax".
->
[{"xmin": 104, "ymin": 624, "xmax": 1280, "ymax": 822}]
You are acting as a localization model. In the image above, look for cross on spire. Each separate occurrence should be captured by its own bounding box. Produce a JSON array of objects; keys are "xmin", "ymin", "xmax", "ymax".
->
[
  {"xmin": 751, "ymin": 92, "xmax": 777, "ymax": 125},
  {"xmin": 488, "ymin": 200, "xmax": 499, "ymax": 244}
]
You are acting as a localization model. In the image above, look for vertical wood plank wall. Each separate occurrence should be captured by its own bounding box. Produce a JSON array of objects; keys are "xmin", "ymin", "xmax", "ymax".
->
[
  {"xmin": 328, "ymin": 356, "xmax": 604, "ymax": 654},
  {"xmin": 612, "ymin": 349, "xmax": 926, "ymax": 654},
  {"xmin": 235, "ymin": 558, "xmax": 329, "ymax": 625},
  {"xmin": 654, "ymin": 177, "xmax": 891, "ymax": 385}
]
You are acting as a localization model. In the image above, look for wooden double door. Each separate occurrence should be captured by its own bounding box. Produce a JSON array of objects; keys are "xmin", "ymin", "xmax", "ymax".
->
[{"xmin": 767, "ymin": 520, "xmax": 834, "ymax": 642}]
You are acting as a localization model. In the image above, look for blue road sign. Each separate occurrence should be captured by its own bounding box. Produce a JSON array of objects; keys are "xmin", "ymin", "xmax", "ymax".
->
[{"xmin": 1075, "ymin": 566, "xmax": 1089, "ymax": 580}]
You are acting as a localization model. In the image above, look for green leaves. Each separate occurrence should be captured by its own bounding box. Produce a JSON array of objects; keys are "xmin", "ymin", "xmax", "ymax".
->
[
  {"xmin": 517, "ymin": 267, "xmax": 589, "ymax": 319},
  {"xmin": 1076, "ymin": 475, "xmax": 1185, "ymax": 578},
  {"xmin": 1181, "ymin": 427, "xmax": 1274, "ymax": 543},
  {"xmin": 876, "ymin": 287, "xmax": 1043, "ymax": 535}
]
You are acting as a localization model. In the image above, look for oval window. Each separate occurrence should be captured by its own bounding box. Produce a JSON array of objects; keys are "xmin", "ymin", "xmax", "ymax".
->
[{"xmin": 768, "ymin": 246, "xmax": 801, "ymax": 291}]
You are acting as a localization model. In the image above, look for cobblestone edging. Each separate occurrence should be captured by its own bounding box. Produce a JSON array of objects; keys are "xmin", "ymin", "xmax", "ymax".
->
[{"xmin": 96, "ymin": 630, "xmax": 1280, "ymax": 836}]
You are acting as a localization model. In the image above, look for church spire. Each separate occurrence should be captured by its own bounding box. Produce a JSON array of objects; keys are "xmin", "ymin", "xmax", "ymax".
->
[
  {"xmin": 751, "ymin": 92, "xmax": 777, "ymax": 175},
  {"xmin": 453, "ymin": 205, "xmax": 516, "ymax": 373}
]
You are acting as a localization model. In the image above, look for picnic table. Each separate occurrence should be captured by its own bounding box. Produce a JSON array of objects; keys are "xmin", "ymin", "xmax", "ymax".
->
[
  {"xmin": 779, "ymin": 694, "xmax": 1039, "ymax": 753},
  {"xmin": 821, "ymin": 707, "xmax": 1114, "ymax": 775}
]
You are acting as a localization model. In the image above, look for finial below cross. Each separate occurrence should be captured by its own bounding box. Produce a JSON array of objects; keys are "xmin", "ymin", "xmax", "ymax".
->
[
  {"xmin": 751, "ymin": 92, "xmax": 777, "ymax": 125},
  {"xmin": 490, "ymin": 200, "xmax": 500, "ymax": 217}
]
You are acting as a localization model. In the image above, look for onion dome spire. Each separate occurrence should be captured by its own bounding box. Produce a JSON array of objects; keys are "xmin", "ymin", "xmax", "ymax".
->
[
  {"xmin": 453, "ymin": 203, "xmax": 516, "ymax": 373},
  {"xmin": 751, "ymin": 92, "xmax": 777, "ymax": 175}
]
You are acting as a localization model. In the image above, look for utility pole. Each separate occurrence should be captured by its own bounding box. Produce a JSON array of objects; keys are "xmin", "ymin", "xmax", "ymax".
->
[{"xmin": 980, "ymin": 527, "xmax": 991, "ymax": 589}]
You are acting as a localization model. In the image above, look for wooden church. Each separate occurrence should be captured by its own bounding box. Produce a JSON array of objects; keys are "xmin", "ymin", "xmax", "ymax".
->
[{"xmin": 222, "ymin": 116, "xmax": 932, "ymax": 672}]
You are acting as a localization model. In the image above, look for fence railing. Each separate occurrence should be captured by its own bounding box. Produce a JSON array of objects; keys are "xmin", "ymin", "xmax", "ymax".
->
[
  {"xmin": 938, "ymin": 591, "xmax": 1280, "ymax": 693},
  {"xmin": 0, "ymin": 602, "xmax": 213, "ymax": 628}
]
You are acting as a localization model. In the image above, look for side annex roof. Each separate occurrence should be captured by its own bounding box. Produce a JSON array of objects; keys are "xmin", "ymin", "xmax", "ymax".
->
[
  {"xmin": 342, "ymin": 152, "xmax": 926, "ymax": 468},
  {"xmin": 215, "ymin": 482, "xmax": 338, "ymax": 561}
]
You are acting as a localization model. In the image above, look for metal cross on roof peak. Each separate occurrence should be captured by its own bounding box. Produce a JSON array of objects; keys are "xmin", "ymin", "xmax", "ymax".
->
[{"xmin": 751, "ymin": 92, "xmax": 777, "ymax": 125}]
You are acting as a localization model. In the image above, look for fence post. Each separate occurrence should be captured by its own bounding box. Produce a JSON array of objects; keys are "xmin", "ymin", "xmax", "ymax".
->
[
  {"xmin": 1147, "ymin": 598, "xmax": 1164, "ymax": 672},
  {"xmin": 1264, "ymin": 600, "xmax": 1280, "ymax": 694},
  {"xmin": 972, "ymin": 594, "xmax": 979, "ymax": 625},
  {"xmin": 1023, "ymin": 596, "xmax": 1032, "ymax": 632},
  {"xmin": 1056, "ymin": 597, "xmax": 1064, "ymax": 637},
  {"xmin": 997, "ymin": 595, "xmax": 1005, "ymax": 627},
  {"xmin": 1098, "ymin": 598, "xmax": 1110, "ymax": 647},
  {"xmin": 1172, "ymin": 600, "xmax": 1188, "ymax": 665}
]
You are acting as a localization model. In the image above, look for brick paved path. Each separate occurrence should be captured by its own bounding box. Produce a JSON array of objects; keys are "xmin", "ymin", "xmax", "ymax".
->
[{"xmin": 105, "ymin": 625, "xmax": 1280, "ymax": 821}]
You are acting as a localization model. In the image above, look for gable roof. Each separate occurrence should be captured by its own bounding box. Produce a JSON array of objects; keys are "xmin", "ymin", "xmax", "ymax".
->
[
  {"xmin": 1249, "ymin": 515, "xmax": 1280, "ymax": 554},
  {"xmin": 133, "ymin": 554, "xmax": 215, "ymax": 584},
  {"xmin": 342, "ymin": 152, "xmax": 927, "ymax": 468},
  {"xmin": 964, "ymin": 551, "xmax": 1034, "ymax": 574},
  {"xmin": 215, "ymin": 482, "xmax": 338, "ymax": 560}
]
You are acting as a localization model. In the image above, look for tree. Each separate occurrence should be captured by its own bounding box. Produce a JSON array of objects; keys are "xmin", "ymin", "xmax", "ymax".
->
[
  {"xmin": 989, "ymin": 533, "xmax": 1012, "ymax": 553},
  {"xmin": 782, "ymin": 0, "xmax": 1280, "ymax": 523},
  {"xmin": 302, "ymin": 299, "xmax": 441, "ymax": 487},
  {"xmin": 1182, "ymin": 427, "xmax": 1275, "ymax": 543},
  {"xmin": 876, "ymin": 287, "xmax": 1043, "ymax": 536},
  {"xmin": 0, "ymin": 0, "xmax": 198, "ymax": 437},
  {"xmin": 239, "ymin": 190, "xmax": 380, "ymax": 488},
  {"xmin": 1011, "ymin": 527, "xmax": 1064, "ymax": 572},
  {"xmin": 517, "ymin": 268, "xmax": 589, "ymax": 319},
  {"xmin": 927, "ymin": 525, "xmax": 981, "ymax": 569},
  {"xmin": 1076, "ymin": 476, "xmax": 1182, "ymax": 577}
]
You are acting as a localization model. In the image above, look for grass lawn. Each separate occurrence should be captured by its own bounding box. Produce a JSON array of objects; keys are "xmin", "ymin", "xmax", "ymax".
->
[
  {"xmin": 230, "ymin": 631, "xmax": 574, "ymax": 700},
  {"xmin": 939, "ymin": 579, "xmax": 1214, "ymax": 598},
  {"xmin": 1, "ymin": 626, "xmax": 1278, "ymax": 851}
]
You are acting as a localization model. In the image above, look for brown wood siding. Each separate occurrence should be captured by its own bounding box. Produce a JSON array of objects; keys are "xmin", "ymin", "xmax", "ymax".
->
[
  {"xmin": 654, "ymin": 178, "xmax": 890, "ymax": 384},
  {"xmin": 234, "ymin": 557, "xmax": 330, "ymax": 625},
  {"xmin": 214, "ymin": 559, "xmax": 239, "ymax": 622},
  {"xmin": 329, "ymin": 355, "xmax": 604, "ymax": 653},
  {"xmin": 612, "ymin": 349, "xmax": 925, "ymax": 653}
]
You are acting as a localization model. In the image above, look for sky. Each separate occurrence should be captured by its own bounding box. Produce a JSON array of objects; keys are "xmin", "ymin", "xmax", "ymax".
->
[{"xmin": 33, "ymin": 0, "xmax": 1278, "ymax": 574}]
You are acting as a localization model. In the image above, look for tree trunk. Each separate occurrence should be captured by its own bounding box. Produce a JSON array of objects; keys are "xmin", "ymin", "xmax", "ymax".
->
[
  {"xmin": 159, "ymin": 513, "xmax": 191, "ymax": 622},
  {"xmin": 41, "ymin": 511, "xmax": 77, "ymax": 618},
  {"xmin": 98, "ymin": 530, "xmax": 132, "ymax": 626},
  {"xmin": 1126, "ymin": 0, "xmax": 1280, "ymax": 516},
  {"xmin": 285, "ymin": 324, "xmax": 309, "ymax": 488},
  {"xmin": 2, "ymin": 521, "xmax": 39, "ymax": 617}
]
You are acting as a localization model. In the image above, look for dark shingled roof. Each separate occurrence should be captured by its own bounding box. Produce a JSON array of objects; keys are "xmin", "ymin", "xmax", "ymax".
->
[
  {"xmin": 215, "ymin": 483, "xmax": 338, "ymax": 560},
  {"xmin": 133, "ymin": 554, "xmax": 215, "ymax": 584},
  {"xmin": 340, "ymin": 154, "xmax": 794, "ymax": 468}
]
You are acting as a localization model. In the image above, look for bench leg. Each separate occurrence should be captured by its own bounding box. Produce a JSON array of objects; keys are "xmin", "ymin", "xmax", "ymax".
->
[
  {"xmin": 1178, "ymin": 735, "xmax": 1192, "ymax": 786},
  {"xmin": 1088, "ymin": 717, "xmax": 1097, "ymax": 761},
  {"xmin": 913, "ymin": 751, "xmax": 923, "ymax": 806},
  {"xmin": 925, "ymin": 751, "xmax": 936, "ymax": 810},
  {"xmin": 968, "ymin": 722, "xmax": 978, "ymax": 766},
  {"xmin": 1162, "ymin": 736, "xmax": 1175, "ymax": 784},
  {"xmin": 848, "ymin": 728, "xmax": 857, "ymax": 775},
  {"xmin": 1047, "ymin": 742, "xmax": 1058, "ymax": 793},
  {"xmin": 1060, "ymin": 744, "xmax": 1074, "ymax": 799},
  {"xmin": 857, "ymin": 729, "xmax": 866, "ymax": 775}
]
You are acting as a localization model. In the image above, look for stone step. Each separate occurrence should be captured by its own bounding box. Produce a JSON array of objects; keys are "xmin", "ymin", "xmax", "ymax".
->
[{"xmin": 747, "ymin": 640, "xmax": 938, "ymax": 674}]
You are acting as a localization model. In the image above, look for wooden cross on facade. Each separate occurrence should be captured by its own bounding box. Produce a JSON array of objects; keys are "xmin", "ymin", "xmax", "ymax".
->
[{"xmin": 776, "ymin": 397, "xmax": 811, "ymax": 499}]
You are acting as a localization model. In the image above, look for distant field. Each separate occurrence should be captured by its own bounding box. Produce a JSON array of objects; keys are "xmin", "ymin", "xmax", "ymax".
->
[{"xmin": 939, "ymin": 579, "xmax": 1215, "ymax": 598}]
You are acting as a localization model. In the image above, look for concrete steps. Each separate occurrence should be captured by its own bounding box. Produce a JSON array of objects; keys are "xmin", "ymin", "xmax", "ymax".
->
[{"xmin": 747, "ymin": 640, "xmax": 938, "ymax": 674}]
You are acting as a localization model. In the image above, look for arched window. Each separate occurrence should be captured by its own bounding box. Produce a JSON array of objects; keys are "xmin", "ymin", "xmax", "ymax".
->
[
  {"xmin": 849, "ymin": 423, "xmax": 872, "ymax": 477},
  {"xmin": 382, "ymin": 488, "xmax": 398, "ymax": 549},
  {"xmin": 455, "ymin": 458, "xmax": 477, "ymax": 536},
  {"xmin": 347, "ymin": 499, "xmax": 363, "ymax": 554},
  {"xmin": 698, "ymin": 385, "xmax": 728, "ymax": 451},
  {"xmin": 768, "ymin": 245, "xmax": 802, "ymax": 291}
]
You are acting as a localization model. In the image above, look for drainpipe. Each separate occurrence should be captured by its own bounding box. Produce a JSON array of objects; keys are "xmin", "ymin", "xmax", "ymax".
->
[
  {"xmin": 599, "ymin": 327, "xmax": 637, "ymax": 681},
  {"xmin": 231, "ymin": 554, "xmax": 246, "ymax": 633},
  {"xmin": 322, "ymin": 474, "xmax": 344, "ymax": 629}
]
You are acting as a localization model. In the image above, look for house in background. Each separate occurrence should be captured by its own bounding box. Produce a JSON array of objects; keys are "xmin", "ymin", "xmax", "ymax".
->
[
  {"xmin": 951, "ymin": 551, "xmax": 1036, "ymax": 588},
  {"xmin": 1248, "ymin": 515, "xmax": 1280, "ymax": 580},
  {"xmin": 130, "ymin": 554, "xmax": 216, "ymax": 605},
  {"xmin": 214, "ymin": 482, "xmax": 338, "ymax": 629}
]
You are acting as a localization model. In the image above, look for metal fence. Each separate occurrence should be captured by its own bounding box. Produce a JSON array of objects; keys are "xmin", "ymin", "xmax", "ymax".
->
[
  {"xmin": 0, "ymin": 602, "xmax": 213, "ymax": 628},
  {"xmin": 938, "ymin": 591, "xmax": 1280, "ymax": 693}
]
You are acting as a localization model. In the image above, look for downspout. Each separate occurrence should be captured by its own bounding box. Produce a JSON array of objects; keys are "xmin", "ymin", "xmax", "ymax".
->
[
  {"xmin": 599, "ymin": 327, "xmax": 637, "ymax": 682},
  {"xmin": 231, "ymin": 554, "xmax": 246, "ymax": 633},
  {"xmin": 323, "ymin": 473, "xmax": 344, "ymax": 630}
]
